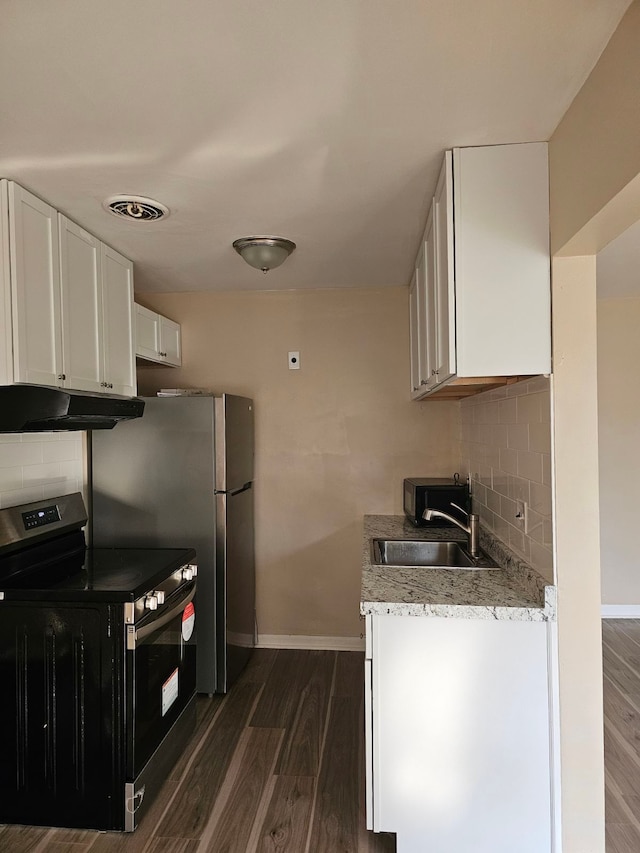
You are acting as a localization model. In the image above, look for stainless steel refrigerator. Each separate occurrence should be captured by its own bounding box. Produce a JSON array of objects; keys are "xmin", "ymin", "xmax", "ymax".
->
[{"xmin": 91, "ymin": 394, "xmax": 255, "ymax": 695}]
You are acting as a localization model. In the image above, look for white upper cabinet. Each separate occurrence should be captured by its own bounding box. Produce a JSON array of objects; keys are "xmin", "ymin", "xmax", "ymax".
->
[
  {"xmin": 7, "ymin": 182, "xmax": 63, "ymax": 387},
  {"xmin": 409, "ymin": 270, "xmax": 421, "ymax": 397},
  {"xmin": 135, "ymin": 304, "xmax": 181, "ymax": 367},
  {"xmin": 410, "ymin": 205, "xmax": 439, "ymax": 398},
  {"xmin": 433, "ymin": 151, "xmax": 455, "ymax": 384},
  {"xmin": 0, "ymin": 180, "xmax": 137, "ymax": 397},
  {"xmin": 453, "ymin": 143, "xmax": 550, "ymax": 378},
  {"xmin": 410, "ymin": 142, "xmax": 551, "ymax": 400},
  {"xmin": 59, "ymin": 215, "xmax": 103, "ymax": 393},
  {"xmin": 135, "ymin": 303, "xmax": 160, "ymax": 360},
  {"xmin": 159, "ymin": 315, "xmax": 181, "ymax": 366},
  {"xmin": 101, "ymin": 245, "xmax": 136, "ymax": 396}
]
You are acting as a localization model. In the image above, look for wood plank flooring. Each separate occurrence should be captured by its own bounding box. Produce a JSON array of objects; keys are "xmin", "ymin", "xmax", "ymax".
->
[
  {"xmin": 603, "ymin": 619, "xmax": 640, "ymax": 852},
  {"xmin": 0, "ymin": 650, "xmax": 395, "ymax": 853}
]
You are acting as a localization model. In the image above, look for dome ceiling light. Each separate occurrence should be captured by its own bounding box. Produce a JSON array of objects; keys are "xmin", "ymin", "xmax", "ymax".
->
[
  {"xmin": 103, "ymin": 195, "xmax": 169, "ymax": 221},
  {"xmin": 232, "ymin": 236, "xmax": 296, "ymax": 273}
]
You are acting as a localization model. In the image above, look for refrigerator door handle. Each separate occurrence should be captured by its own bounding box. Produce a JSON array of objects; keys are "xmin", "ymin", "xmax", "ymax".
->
[{"xmin": 217, "ymin": 483, "xmax": 252, "ymax": 497}]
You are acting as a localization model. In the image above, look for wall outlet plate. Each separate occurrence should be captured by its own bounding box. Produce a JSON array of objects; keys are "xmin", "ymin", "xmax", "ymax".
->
[
  {"xmin": 288, "ymin": 351, "xmax": 300, "ymax": 370},
  {"xmin": 515, "ymin": 499, "xmax": 529, "ymax": 532}
]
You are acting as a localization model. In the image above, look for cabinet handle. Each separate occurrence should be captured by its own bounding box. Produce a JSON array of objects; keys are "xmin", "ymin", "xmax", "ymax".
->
[
  {"xmin": 57, "ymin": 374, "xmax": 66, "ymax": 381},
  {"xmin": 420, "ymin": 379, "xmax": 428, "ymax": 386},
  {"xmin": 159, "ymin": 351, "xmax": 167, "ymax": 357},
  {"xmin": 108, "ymin": 383, "xmax": 113, "ymax": 389},
  {"xmin": 431, "ymin": 369, "xmax": 439, "ymax": 376}
]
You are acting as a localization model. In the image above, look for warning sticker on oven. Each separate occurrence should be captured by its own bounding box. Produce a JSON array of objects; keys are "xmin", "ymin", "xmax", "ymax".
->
[
  {"xmin": 182, "ymin": 601, "xmax": 195, "ymax": 642},
  {"xmin": 162, "ymin": 668, "xmax": 179, "ymax": 717}
]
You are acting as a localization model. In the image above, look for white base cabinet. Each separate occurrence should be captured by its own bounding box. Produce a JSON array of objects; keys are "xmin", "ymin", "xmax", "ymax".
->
[
  {"xmin": 0, "ymin": 180, "xmax": 137, "ymax": 397},
  {"xmin": 410, "ymin": 142, "xmax": 551, "ymax": 400},
  {"xmin": 365, "ymin": 614, "xmax": 555, "ymax": 853},
  {"xmin": 135, "ymin": 303, "xmax": 181, "ymax": 366}
]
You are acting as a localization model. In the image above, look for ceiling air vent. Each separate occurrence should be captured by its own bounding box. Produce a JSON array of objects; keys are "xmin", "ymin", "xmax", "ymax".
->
[{"xmin": 103, "ymin": 195, "xmax": 169, "ymax": 222}]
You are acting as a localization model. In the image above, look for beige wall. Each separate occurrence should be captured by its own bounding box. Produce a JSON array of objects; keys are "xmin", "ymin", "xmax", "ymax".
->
[
  {"xmin": 597, "ymin": 297, "xmax": 640, "ymax": 606},
  {"xmin": 459, "ymin": 377, "xmax": 553, "ymax": 582},
  {"xmin": 550, "ymin": 1, "xmax": 640, "ymax": 256},
  {"xmin": 136, "ymin": 287, "xmax": 460, "ymax": 640},
  {"xmin": 0, "ymin": 433, "xmax": 84, "ymax": 508},
  {"xmin": 549, "ymin": 3, "xmax": 640, "ymax": 848}
]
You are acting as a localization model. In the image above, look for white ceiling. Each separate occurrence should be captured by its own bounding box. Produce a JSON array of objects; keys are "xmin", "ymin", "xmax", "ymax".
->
[{"xmin": 0, "ymin": 0, "xmax": 632, "ymax": 294}]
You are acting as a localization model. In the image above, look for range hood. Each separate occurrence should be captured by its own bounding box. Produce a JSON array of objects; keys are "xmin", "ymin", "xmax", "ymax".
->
[{"xmin": 0, "ymin": 385, "xmax": 145, "ymax": 432}]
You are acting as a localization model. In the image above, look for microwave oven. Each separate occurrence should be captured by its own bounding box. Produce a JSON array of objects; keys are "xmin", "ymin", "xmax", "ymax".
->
[{"xmin": 403, "ymin": 477, "xmax": 470, "ymax": 527}]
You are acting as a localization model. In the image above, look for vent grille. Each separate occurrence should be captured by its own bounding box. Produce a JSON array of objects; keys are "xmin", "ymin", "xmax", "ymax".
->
[{"xmin": 103, "ymin": 195, "xmax": 169, "ymax": 222}]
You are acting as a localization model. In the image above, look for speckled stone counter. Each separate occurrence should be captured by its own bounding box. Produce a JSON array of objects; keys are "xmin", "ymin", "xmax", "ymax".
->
[{"xmin": 361, "ymin": 515, "xmax": 556, "ymax": 621}]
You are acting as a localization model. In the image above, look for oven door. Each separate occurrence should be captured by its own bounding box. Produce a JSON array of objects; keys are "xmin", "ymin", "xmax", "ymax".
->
[{"xmin": 126, "ymin": 579, "xmax": 197, "ymax": 781}]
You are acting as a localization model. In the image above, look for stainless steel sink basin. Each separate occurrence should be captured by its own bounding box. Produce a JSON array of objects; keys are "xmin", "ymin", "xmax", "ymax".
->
[{"xmin": 370, "ymin": 539, "xmax": 499, "ymax": 569}]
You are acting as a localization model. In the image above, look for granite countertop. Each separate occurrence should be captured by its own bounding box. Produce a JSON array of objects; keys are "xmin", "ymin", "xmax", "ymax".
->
[{"xmin": 361, "ymin": 515, "xmax": 556, "ymax": 621}]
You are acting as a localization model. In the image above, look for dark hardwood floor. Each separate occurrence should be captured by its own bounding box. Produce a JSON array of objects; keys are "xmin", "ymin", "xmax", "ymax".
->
[
  {"xmin": 603, "ymin": 619, "xmax": 640, "ymax": 852},
  {"xmin": 0, "ymin": 650, "xmax": 396, "ymax": 853}
]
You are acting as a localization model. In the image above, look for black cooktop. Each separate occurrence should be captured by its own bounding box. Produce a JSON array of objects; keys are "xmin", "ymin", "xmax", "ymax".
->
[
  {"xmin": 0, "ymin": 545, "xmax": 196, "ymax": 603},
  {"xmin": 0, "ymin": 492, "xmax": 196, "ymax": 603}
]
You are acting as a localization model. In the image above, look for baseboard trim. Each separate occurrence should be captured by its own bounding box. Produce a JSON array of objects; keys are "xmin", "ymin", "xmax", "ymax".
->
[
  {"xmin": 601, "ymin": 605, "xmax": 640, "ymax": 619},
  {"xmin": 256, "ymin": 634, "xmax": 365, "ymax": 652}
]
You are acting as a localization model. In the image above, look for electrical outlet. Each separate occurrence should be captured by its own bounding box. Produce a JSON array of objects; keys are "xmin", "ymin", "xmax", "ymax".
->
[
  {"xmin": 515, "ymin": 500, "xmax": 529, "ymax": 533},
  {"xmin": 288, "ymin": 351, "xmax": 300, "ymax": 370}
]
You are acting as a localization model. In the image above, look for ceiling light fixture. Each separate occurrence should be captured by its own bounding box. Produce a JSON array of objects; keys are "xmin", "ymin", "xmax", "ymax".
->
[{"xmin": 232, "ymin": 236, "xmax": 296, "ymax": 273}]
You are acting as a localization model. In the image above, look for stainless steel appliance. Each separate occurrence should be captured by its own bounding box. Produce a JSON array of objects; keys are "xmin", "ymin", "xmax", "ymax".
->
[
  {"xmin": 403, "ymin": 476, "xmax": 470, "ymax": 527},
  {"xmin": 0, "ymin": 492, "xmax": 197, "ymax": 832},
  {"xmin": 91, "ymin": 393, "xmax": 255, "ymax": 695}
]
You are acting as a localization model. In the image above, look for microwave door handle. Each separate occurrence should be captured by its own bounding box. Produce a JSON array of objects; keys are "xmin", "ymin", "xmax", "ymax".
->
[{"xmin": 128, "ymin": 585, "xmax": 195, "ymax": 650}]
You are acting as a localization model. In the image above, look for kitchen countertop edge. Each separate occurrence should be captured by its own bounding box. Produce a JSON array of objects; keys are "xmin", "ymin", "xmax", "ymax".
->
[{"xmin": 360, "ymin": 515, "xmax": 556, "ymax": 622}]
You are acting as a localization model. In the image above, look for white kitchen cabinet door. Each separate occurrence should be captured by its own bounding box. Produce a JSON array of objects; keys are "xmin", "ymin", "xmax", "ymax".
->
[
  {"xmin": 409, "ymin": 205, "xmax": 441, "ymax": 398},
  {"xmin": 101, "ymin": 245, "xmax": 136, "ymax": 397},
  {"xmin": 135, "ymin": 303, "xmax": 160, "ymax": 361},
  {"xmin": 453, "ymin": 142, "xmax": 550, "ymax": 377},
  {"xmin": 0, "ymin": 182, "xmax": 12, "ymax": 385},
  {"xmin": 423, "ymin": 203, "xmax": 440, "ymax": 391},
  {"xmin": 369, "ymin": 614, "xmax": 553, "ymax": 852},
  {"xmin": 159, "ymin": 315, "xmax": 181, "ymax": 366},
  {"xmin": 59, "ymin": 215, "xmax": 103, "ymax": 393},
  {"xmin": 8, "ymin": 182, "xmax": 63, "ymax": 387},
  {"xmin": 433, "ymin": 151, "xmax": 455, "ymax": 383},
  {"xmin": 409, "ymin": 270, "xmax": 422, "ymax": 398}
]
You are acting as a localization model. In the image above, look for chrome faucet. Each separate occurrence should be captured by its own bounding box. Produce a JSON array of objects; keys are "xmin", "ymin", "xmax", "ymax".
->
[{"xmin": 422, "ymin": 502, "xmax": 480, "ymax": 558}]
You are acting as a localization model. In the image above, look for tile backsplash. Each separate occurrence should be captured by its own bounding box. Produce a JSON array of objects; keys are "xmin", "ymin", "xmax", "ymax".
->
[
  {"xmin": 0, "ymin": 432, "xmax": 85, "ymax": 508},
  {"xmin": 459, "ymin": 377, "xmax": 553, "ymax": 582}
]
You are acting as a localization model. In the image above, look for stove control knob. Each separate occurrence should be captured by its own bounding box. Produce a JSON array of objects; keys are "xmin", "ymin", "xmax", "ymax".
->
[
  {"xmin": 154, "ymin": 591, "xmax": 166, "ymax": 605},
  {"xmin": 182, "ymin": 567, "xmax": 194, "ymax": 582},
  {"xmin": 188, "ymin": 563, "xmax": 198, "ymax": 577},
  {"xmin": 145, "ymin": 594, "xmax": 159, "ymax": 611}
]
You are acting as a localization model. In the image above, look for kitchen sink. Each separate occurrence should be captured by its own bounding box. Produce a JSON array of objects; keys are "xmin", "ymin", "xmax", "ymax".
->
[{"xmin": 370, "ymin": 539, "xmax": 499, "ymax": 569}]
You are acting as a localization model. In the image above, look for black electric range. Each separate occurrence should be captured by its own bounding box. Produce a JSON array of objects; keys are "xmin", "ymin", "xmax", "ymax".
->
[{"xmin": 0, "ymin": 492, "xmax": 198, "ymax": 832}]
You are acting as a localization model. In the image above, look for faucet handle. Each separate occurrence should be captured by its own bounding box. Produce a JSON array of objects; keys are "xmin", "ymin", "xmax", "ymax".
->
[{"xmin": 450, "ymin": 501, "xmax": 469, "ymax": 519}]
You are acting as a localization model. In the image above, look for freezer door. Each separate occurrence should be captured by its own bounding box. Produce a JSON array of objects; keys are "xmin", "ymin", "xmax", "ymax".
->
[
  {"xmin": 216, "ymin": 484, "xmax": 255, "ymax": 691},
  {"xmin": 215, "ymin": 395, "xmax": 254, "ymax": 491}
]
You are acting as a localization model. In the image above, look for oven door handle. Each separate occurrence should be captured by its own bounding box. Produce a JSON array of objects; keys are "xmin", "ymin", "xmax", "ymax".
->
[{"xmin": 127, "ymin": 584, "xmax": 195, "ymax": 651}]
